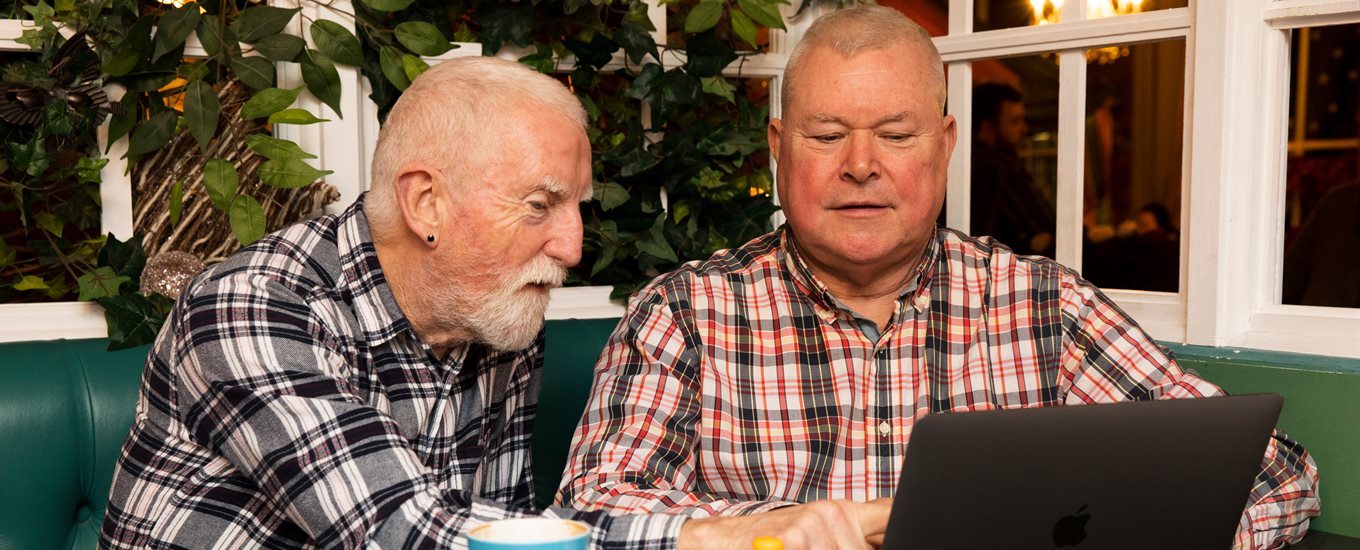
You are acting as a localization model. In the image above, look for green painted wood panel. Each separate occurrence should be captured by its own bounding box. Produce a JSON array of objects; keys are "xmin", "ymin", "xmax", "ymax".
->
[{"xmin": 1179, "ymin": 352, "xmax": 1360, "ymax": 537}]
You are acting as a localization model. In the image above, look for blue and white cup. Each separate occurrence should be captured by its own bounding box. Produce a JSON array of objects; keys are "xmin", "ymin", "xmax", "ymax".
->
[{"xmin": 466, "ymin": 518, "xmax": 590, "ymax": 550}]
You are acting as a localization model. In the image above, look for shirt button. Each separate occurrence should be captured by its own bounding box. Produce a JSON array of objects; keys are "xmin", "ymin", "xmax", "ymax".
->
[{"xmin": 877, "ymin": 421, "xmax": 891, "ymax": 436}]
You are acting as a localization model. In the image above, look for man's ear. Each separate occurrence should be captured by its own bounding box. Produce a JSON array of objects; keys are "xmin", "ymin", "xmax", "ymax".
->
[
  {"xmin": 394, "ymin": 162, "xmax": 443, "ymax": 245},
  {"xmin": 768, "ymin": 118, "xmax": 784, "ymax": 164},
  {"xmin": 942, "ymin": 114, "xmax": 958, "ymax": 162}
]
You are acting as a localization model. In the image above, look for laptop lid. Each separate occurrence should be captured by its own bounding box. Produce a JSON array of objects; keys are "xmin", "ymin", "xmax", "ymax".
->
[{"xmin": 880, "ymin": 394, "xmax": 1283, "ymax": 549}]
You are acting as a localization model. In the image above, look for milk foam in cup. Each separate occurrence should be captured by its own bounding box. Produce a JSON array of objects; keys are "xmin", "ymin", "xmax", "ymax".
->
[{"xmin": 466, "ymin": 518, "xmax": 589, "ymax": 550}]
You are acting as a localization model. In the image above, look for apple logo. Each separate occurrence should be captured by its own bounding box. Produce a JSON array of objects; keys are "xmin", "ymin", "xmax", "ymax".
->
[{"xmin": 1052, "ymin": 504, "xmax": 1091, "ymax": 547}]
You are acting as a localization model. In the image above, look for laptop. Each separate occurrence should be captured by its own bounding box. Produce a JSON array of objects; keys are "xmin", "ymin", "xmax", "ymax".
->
[{"xmin": 880, "ymin": 394, "xmax": 1283, "ymax": 549}]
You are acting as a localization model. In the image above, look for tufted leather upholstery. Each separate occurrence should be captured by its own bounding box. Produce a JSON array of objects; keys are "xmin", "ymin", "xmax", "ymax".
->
[
  {"xmin": 0, "ymin": 319, "xmax": 619, "ymax": 550},
  {"xmin": 0, "ymin": 339, "xmax": 149, "ymax": 550}
]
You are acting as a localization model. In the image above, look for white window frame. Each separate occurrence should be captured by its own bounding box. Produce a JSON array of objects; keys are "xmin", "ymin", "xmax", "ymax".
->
[
  {"xmin": 2, "ymin": 0, "xmax": 1357, "ymax": 360},
  {"xmin": 1184, "ymin": 0, "xmax": 1360, "ymax": 358}
]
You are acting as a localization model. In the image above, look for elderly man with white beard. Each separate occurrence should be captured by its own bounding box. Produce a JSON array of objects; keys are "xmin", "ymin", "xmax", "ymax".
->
[{"xmin": 100, "ymin": 56, "xmax": 890, "ymax": 550}]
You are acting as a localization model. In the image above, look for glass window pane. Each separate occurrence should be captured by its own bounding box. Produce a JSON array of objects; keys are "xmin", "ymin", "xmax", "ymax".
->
[
  {"xmin": 1080, "ymin": 38, "xmax": 1186, "ymax": 293},
  {"xmin": 973, "ymin": 0, "xmax": 1188, "ymax": 33},
  {"xmin": 1281, "ymin": 23, "xmax": 1360, "ymax": 308},
  {"xmin": 968, "ymin": 54, "xmax": 1059, "ymax": 257},
  {"xmin": 879, "ymin": 0, "xmax": 949, "ymax": 37}
]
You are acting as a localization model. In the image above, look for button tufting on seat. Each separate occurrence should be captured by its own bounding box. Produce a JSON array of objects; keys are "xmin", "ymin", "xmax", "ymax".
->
[{"xmin": 75, "ymin": 504, "xmax": 91, "ymax": 523}]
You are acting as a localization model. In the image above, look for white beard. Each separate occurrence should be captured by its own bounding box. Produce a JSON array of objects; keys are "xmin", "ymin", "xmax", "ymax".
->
[{"xmin": 430, "ymin": 255, "xmax": 565, "ymax": 352}]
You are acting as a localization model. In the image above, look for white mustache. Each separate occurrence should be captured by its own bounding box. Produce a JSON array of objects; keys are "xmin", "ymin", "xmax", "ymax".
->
[{"xmin": 510, "ymin": 257, "xmax": 567, "ymax": 289}]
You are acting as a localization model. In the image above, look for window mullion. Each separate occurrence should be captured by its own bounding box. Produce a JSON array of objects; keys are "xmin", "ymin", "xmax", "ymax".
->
[{"xmin": 1054, "ymin": 50, "xmax": 1087, "ymax": 270}]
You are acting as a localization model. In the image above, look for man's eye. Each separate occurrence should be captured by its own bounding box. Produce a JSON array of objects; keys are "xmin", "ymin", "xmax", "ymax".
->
[
  {"xmin": 814, "ymin": 134, "xmax": 842, "ymax": 144},
  {"xmin": 529, "ymin": 200, "xmax": 549, "ymax": 212},
  {"xmin": 882, "ymin": 134, "xmax": 910, "ymax": 143}
]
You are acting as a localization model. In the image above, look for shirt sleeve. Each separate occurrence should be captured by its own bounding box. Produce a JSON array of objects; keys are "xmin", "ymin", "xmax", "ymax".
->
[
  {"xmin": 1054, "ymin": 270, "xmax": 1320, "ymax": 549},
  {"xmin": 556, "ymin": 281, "xmax": 795, "ymax": 517},
  {"xmin": 174, "ymin": 273, "xmax": 686, "ymax": 549}
]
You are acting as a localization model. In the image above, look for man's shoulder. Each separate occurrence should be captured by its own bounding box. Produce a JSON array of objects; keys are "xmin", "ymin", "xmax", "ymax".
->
[
  {"xmin": 192, "ymin": 214, "xmax": 346, "ymax": 299},
  {"xmin": 633, "ymin": 230, "xmax": 784, "ymax": 301},
  {"xmin": 935, "ymin": 227, "xmax": 1075, "ymax": 279}
]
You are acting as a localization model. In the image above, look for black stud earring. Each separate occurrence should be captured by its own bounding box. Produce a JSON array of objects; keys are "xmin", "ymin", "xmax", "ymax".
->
[{"xmin": 426, "ymin": 234, "xmax": 435, "ymax": 243}]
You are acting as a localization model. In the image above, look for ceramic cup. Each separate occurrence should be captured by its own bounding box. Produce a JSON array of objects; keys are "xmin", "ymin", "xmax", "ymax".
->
[{"xmin": 466, "ymin": 518, "xmax": 590, "ymax": 550}]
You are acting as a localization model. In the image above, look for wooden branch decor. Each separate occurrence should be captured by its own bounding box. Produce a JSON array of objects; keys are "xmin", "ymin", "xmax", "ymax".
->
[{"xmin": 133, "ymin": 78, "xmax": 339, "ymax": 263}]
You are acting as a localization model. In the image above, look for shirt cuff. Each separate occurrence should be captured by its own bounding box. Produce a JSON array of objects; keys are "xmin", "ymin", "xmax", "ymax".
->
[{"xmin": 601, "ymin": 512, "xmax": 689, "ymax": 550}]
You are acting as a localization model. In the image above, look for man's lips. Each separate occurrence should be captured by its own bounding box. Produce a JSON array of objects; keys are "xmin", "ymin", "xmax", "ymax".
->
[{"xmin": 829, "ymin": 203, "xmax": 891, "ymax": 216}]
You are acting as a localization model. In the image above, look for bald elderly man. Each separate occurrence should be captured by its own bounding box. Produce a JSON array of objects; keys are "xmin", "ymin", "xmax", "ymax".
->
[
  {"xmin": 559, "ymin": 7, "xmax": 1319, "ymax": 549},
  {"xmin": 100, "ymin": 56, "xmax": 888, "ymax": 549}
]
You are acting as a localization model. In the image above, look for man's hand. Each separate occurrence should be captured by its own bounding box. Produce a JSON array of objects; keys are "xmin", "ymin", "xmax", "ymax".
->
[{"xmin": 677, "ymin": 499, "xmax": 893, "ymax": 550}]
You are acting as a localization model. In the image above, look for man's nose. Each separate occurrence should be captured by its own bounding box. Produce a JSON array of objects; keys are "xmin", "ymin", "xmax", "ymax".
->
[
  {"xmin": 841, "ymin": 131, "xmax": 880, "ymax": 184},
  {"xmin": 544, "ymin": 207, "xmax": 584, "ymax": 269}
]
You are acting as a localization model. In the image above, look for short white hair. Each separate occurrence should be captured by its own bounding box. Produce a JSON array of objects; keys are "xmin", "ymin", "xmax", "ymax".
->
[
  {"xmin": 365, "ymin": 56, "xmax": 587, "ymax": 234},
  {"xmin": 782, "ymin": 6, "xmax": 946, "ymax": 115}
]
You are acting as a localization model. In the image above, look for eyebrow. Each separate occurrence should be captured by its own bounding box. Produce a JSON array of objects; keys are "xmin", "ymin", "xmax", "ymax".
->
[
  {"xmin": 540, "ymin": 176, "xmax": 593, "ymax": 203},
  {"xmin": 809, "ymin": 112, "xmax": 914, "ymax": 127}
]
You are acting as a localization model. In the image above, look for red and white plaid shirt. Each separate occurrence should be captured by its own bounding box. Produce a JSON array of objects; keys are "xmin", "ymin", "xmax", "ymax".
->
[{"xmin": 558, "ymin": 226, "xmax": 1320, "ymax": 550}]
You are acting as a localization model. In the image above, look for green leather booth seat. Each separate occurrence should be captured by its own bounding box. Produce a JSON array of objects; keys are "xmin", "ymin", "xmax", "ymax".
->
[
  {"xmin": 0, "ymin": 339, "xmax": 149, "ymax": 550},
  {"xmin": 3, "ymin": 321, "xmax": 1356, "ymax": 549},
  {"xmin": 0, "ymin": 319, "xmax": 617, "ymax": 550}
]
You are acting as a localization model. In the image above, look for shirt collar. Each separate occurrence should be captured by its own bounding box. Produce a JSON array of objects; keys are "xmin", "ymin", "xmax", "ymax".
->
[
  {"xmin": 335, "ymin": 195, "xmax": 411, "ymax": 347},
  {"xmin": 780, "ymin": 225, "xmax": 943, "ymax": 323}
]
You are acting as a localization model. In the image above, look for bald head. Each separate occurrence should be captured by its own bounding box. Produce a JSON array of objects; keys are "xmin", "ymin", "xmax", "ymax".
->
[
  {"xmin": 365, "ymin": 56, "xmax": 587, "ymax": 234},
  {"xmin": 781, "ymin": 6, "xmax": 946, "ymax": 116}
]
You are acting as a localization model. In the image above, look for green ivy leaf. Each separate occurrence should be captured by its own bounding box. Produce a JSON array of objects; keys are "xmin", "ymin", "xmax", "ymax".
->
[
  {"xmin": 401, "ymin": 54, "xmax": 429, "ymax": 82},
  {"xmin": 231, "ymin": 6, "xmax": 301, "ymax": 44},
  {"xmin": 683, "ymin": 30, "xmax": 738, "ymax": 78},
  {"xmin": 737, "ymin": 0, "xmax": 787, "ymax": 30},
  {"xmin": 152, "ymin": 5, "xmax": 200, "ymax": 62},
  {"xmin": 125, "ymin": 110, "xmax": 178, "ymax": 157},
  {"xmin": 252, "ymin": 33, "xmax": 306, "ymax": 62},
  {"xmin": 730, "ymin": 8, "xmax": 758, "ymax": 48},
  {"xmin": 701, "ymin": 76, "xmax": 736, "ymax": 103},
  {"xmin": 310, "ymin": 20, "xmax": 365, "ymax": 66},
  {"xmin": 591, "ymin": 239, "xmax": 617, "ymax": 276},
  {"xmin": 14, "ymin": 275, "xmax": 50, "ymax": 291},
  {"xmin": 379, "ymin": 46, "xmax": 411, "ymax": 91},
  {"xmin": 203, "ymin": 158, "xmax": 238, "ymax": 212},
  {"xmin": 685, "ymin": 1, "xmax": 723, "ymax": 34},
  {"xmin": 103, "ymin": 48, "xmax": 141, "ymax": 77},
  {"xmin": 361, "ymin": 0, "xmax": 416, "ymax": 12},
  {"xmin": 258, "ymin": 157, "xmax": 333, "ymax": 189},
  {"xmin": 476, "ymin": 2, "xmax": 534, "ymax": 53},
  {"xmin": 36, "ymin": 212, "xmax": 64, "ymax": 237},
  {"xmin": 229, "ymin": 195, "xmax": 267, "ymax": 246},
  {"xmin": 9, "ymin": 136, "xmax": 51, "ymax": 177},
  {"xmin": 593, "ymin": 181, "xmax": 630, "ymax": 211},
  {"xmin": 77, "ymin": 266, "xmax": 132, "ymax": 301},
  {"xmin": 267, "ymin": 108, "xmax": 330, "ymax": 125},
  {"xmin": 99, "ymin": 233, "xmax": 147, "ymax": 283},
  {"xmin": 75, "ymin": 156, "xmax": 107, "ymax": 184},
  {"xmin": 240, "ymin": 87, "xmax": 302, "ymax": 120},
  {"xmin": 184, "ymin": 80, "xmax": 219, "ymax": 153},
  {"xmin": 231, "ymin": 56, "xmax": 276, "ymax": 90},
  {"xmin": 96, "ymin": 294, "xmax": 167, "ymax": 350},
  {"xmin": 0, "ymin": 238, "xmax": 14, "ymax": 269},
  {"xmin": 672, "ymin": 200, "xmax": 692, "ymax": 224},
  {"xmin": 300, "ymin": 49, "xmax": 343, "ymax": 117},
  {"xmin": 245, "ymin": 134, "xmax": 316, "ymax": 161},
  {"xmin": 394, "ymin": 21, "xmax": 454, "ymax": 57},
  {"xmin": 169, "ymin": 179, "xmax": 184, "ymax": 227},
  {"xmin": 637, "ymin": 214, "xmax": 678, "ymax": 262}
]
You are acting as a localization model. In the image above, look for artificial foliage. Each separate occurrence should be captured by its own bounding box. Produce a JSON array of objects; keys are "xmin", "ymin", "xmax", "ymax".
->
[{"xmin": 0, "ymin": 0, "xmax": 808, "ymax": 348}]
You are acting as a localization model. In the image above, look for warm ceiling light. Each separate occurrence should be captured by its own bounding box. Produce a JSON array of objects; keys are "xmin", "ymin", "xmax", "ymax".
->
[{"xmin": 1033, "ymin": 0, "xmax": 1143, "ymax": 63}]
